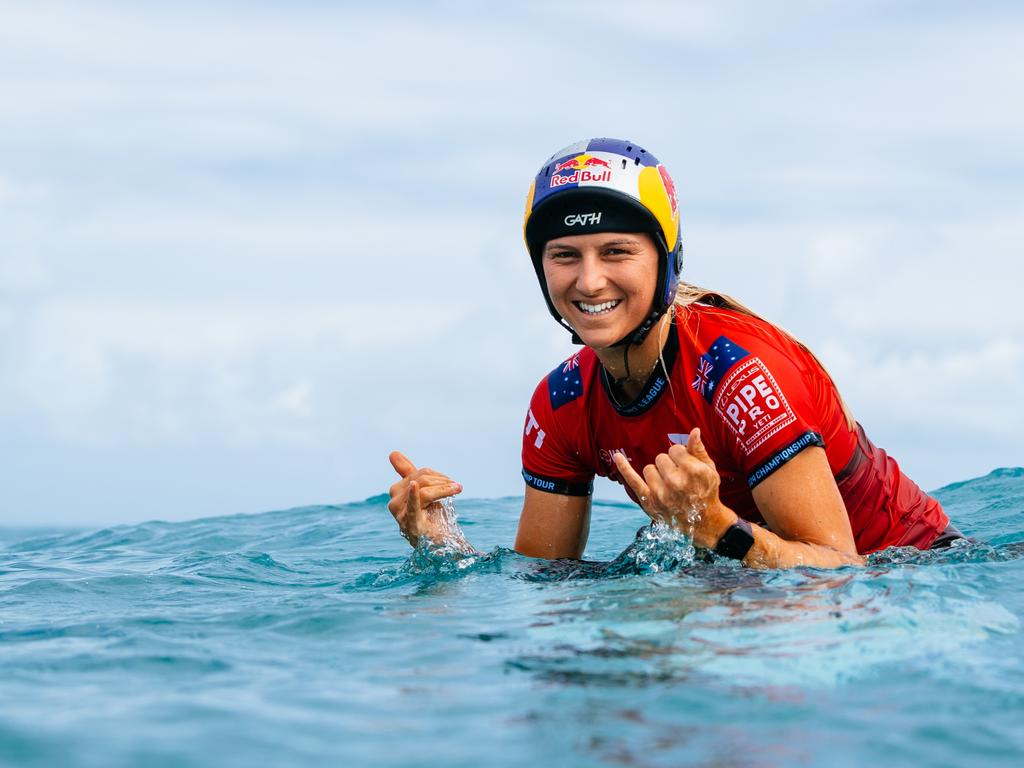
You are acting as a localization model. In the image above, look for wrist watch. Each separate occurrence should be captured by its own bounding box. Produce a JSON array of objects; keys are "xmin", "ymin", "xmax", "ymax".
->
[{"xmin": 714, "ymin": 516, "xmax": 755, "ymax": 561}]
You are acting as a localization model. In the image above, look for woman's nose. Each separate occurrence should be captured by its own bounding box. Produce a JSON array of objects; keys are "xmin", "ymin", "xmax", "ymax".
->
[{"xmin": 575, "ymin": 253, "xmax": 607, "ymax": 295}]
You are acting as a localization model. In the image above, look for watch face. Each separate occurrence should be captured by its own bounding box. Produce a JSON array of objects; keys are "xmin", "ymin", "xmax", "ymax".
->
[{"xmin": 715, "ymin": 520, "xmax": 755, "ymax": 561}]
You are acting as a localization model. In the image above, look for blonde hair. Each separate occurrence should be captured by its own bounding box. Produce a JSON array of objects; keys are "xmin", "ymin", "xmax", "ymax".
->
[{"xmin": 673, "ymin": 282, "xmax": 856, "ymax": 430}]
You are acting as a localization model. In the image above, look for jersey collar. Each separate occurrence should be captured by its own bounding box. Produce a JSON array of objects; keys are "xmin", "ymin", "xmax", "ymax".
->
[{"xmin": 598, "ymin": 319, "xmax": 679, "ymax": 417}]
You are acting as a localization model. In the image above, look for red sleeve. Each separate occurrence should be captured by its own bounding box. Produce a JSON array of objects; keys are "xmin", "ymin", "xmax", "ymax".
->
[
  {"xmin": 706, "ymin": 338, "xmax": 826, "ymax": 489},
  {"xmin": 521, "ymin": 376, "xmax": 594, "ymax": 497}
]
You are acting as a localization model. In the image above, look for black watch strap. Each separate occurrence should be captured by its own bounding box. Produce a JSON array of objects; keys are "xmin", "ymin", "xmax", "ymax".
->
[{"xmin": 714, "ymin": 517, "xmax": 755, "ymax": 561}]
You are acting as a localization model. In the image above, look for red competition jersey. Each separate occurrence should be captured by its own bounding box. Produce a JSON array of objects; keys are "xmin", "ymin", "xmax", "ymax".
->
[{"xmin": 521, "ymin": 304, "xmax": 948, "ymax": 554}]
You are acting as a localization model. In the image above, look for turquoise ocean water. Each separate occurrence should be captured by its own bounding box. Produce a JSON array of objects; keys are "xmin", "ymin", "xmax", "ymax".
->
[{"xmin": 1, "ymin": 468, "xmax": 1023, "ymax": 767}]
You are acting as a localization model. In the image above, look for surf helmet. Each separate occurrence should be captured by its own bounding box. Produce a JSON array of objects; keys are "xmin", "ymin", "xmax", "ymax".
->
[{"xmin": 523, "ymin": 137, "xmax": 683, "ymax": 346}]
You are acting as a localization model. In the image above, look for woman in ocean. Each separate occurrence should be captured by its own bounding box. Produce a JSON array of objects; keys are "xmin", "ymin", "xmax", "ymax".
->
[{"xmin": 385, "ymin": 138, "xmax": 962, "ymax": 569}]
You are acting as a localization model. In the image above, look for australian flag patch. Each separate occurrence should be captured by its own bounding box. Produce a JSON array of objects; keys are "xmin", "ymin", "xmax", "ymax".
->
[
  {"xmin": 691, "ymin": 336, "xmax": 750, "ymax": 404},
  {"xmin": 548, "ymin": 352, "xmax": 584, "ymax": 410}
]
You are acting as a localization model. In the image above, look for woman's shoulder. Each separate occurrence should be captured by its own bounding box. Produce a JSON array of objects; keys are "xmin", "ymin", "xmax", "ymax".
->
[
  {"xmin": 528, "ymin": 346, "xmax": 600, "ymax": 413},
  {"xmin": 675, "ymin": 301, "xmax": 796, "ymax": 354}
]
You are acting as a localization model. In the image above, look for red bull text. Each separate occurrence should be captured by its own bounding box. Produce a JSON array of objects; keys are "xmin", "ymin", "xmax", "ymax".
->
[{"xmin": 550, "ymin": 154, "xmax": 614, "ymax": 187}]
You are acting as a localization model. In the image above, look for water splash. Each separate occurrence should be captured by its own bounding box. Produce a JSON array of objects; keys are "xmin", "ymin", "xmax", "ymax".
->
[{"xmin": 606, "ymin": 521, "xmax": 699, "ymax": 575}]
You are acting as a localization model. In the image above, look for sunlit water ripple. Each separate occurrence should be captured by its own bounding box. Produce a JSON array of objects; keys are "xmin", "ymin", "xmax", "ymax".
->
[{"xmin": 1, "ymin": 468, "xmax": 1023, "ymax": 767}]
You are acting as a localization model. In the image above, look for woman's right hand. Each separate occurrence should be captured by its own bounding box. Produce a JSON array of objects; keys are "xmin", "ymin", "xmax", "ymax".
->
[{"xmin": 387, "ymin": 451, "xmax": 463, "ymax": 547}]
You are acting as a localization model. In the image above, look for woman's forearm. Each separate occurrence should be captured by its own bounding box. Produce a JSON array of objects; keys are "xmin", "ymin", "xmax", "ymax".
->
[
  {"xmin": 742, "ymin": 522, "xmax": 864, "ymax": 569},
  {"xmin": 613, "ymin": 437, "xmax": 864, "ymax": 570},
  {"xmin": 691, "ymin": 501, "xmax": 864, "ymax": 569}
]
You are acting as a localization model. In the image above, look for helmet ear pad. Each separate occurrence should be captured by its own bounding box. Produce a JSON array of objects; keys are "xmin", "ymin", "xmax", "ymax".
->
[{"xmin": 661, "ymin": 241, "xmax": 684, "ymax": 311}]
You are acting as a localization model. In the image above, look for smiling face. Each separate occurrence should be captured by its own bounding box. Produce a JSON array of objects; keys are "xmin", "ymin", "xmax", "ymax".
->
[{"xmin": 541, "ymin": 231, "xmax": 660, "ymax": 349}]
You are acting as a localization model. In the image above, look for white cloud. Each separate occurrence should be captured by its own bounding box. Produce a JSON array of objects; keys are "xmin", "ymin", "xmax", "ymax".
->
[
  {"xmin": 0, "ymin": 1, "xmax": 1021, "ymax": 522},
  {"xmin": 820, "ymin": 336, "xmax": 1023, "ymax": 437},
  {"xmin": 8, "ymin": 294, "xmax": 474, "ymax": 444}
]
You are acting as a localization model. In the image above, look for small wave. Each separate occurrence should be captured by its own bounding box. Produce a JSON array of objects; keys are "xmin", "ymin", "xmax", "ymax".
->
[{"xmin": 348, "ymin": 544, "xmax": 515, "ymax": 590}]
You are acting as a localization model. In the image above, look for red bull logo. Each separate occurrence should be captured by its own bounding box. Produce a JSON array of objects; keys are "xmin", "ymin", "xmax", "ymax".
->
[
  {"xmin": 658, "ymin": 165, "xmax": 678, "ymax": 215},
  {"xmin": 550, "ymin": 153, "xmax": 613, "ymax": 187},
  {"xmin": 554, "ymin": 154, "xmax": 611, "ymax": 172}
]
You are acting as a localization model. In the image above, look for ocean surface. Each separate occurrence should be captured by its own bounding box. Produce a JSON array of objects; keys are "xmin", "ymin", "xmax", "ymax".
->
[{"xmin": 2, "ymin": 468, "xmax": 1023, "ymax": 768}]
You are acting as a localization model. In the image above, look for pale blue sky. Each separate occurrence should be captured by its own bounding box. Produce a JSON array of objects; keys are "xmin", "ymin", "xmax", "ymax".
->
[{"xmin": 1, "ymin": 1, "xmax": 1022, "ymax": 524}]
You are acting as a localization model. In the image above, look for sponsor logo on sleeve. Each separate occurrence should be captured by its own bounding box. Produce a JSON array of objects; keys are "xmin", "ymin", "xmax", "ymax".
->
[
  {"xmin": 522, "ymin": 469, "xmax": 594, "ymax": 497},
  {"xmin": 524, "ymin": 408, "xmax": 545, "ymax": 450},
  {"xmin": 746, "ymin": 431, "xmax": 825, "ymax": 488},
  {"xmin": 522, "ymin": 469, "xmax": 556, "ymax": 491},
  {"xmin": 713, "ymin": 357, "xmax": 796, "ymax": 455}
]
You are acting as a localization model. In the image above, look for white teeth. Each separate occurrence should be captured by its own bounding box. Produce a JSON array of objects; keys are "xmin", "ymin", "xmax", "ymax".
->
[{"xmin": 576, "ymin": 300, "xmax": 621, "ymax": 315}]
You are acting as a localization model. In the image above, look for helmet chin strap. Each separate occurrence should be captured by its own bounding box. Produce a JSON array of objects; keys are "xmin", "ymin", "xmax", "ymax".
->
[
  {"xmin": 610, "ymin": 307, "xmax": 662, "ymax": 348},
  {"xmin": 609, "ymin": 304, "xmax": 664, "ymax": 386}
]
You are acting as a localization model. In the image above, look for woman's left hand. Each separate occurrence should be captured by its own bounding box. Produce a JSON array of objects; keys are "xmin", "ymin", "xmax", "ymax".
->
[{"xmin": 613, "ymin": 427, "xmax": 731, "ymax": 548}]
